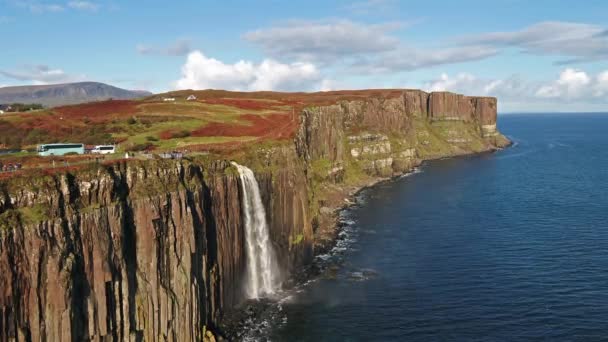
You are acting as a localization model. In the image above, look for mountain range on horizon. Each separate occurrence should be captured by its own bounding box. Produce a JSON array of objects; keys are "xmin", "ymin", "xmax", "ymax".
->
[{"xmin": 0, "ymin": 82, "xmax": 152, "ymax": 107}]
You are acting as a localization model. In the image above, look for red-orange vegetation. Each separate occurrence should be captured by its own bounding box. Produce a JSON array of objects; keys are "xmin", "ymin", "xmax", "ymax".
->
[
  {"xmin": 159, "ymin": 130, "xmax": 174, "ymax": 140},
  {"xmin": 54, "ymin": 100, "xmax": 139, "ymax": 123},
  {"xmin": 185, "ymin": 140, "xmax": 254, "ymax": 153},
  {"xmin": 158, "ymin": 129, "xmax": 190, "ymax": 140},
  {"xmin": 201, "ymin": 98, "xmax": 282, "ymax": 111},
  {"xmin": 42, "ymin": 165, "xmax": 84, "ymax": 176},
  {"xmin": 191, "ymin": 112, "xmax": 297, "ymax": 139},
  {"xmin": 101, "ymin": 158, "xmax": 130, "ymax": 167},
  {"xmin": 0, "ymin": 171, "xmax": 22, "ymax": 180}
]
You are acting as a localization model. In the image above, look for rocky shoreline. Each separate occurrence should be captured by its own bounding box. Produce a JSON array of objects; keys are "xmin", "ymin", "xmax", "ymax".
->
[{"xmin": 221, "ymin": 144, "xmax": 511, "ymax": 340}]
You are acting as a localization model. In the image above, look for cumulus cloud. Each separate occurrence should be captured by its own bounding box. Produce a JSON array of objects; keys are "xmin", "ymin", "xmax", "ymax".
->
[
  {"xmin": 423, "ymin": 68, "xmax": 608, "ymax": 111},
  {"xmin": 424, "ymin": 72, "xmax": 535, "ymax": 101},
  {"xmin": 0, "ymin": 64, "xmax": 84, "ymax": 84},
  {"xmin": 137, "ymin": 39, "xmax": 192, "ymax": 56},
  {"xmin": 596, "ymin": 71, "xmax": 608, "ymax": 97},
  {"xmin": 536, "ymin": 68, "xmax": 591, "ymax": 99},
  {"xmin": 174, "ymin": 51, "xmax": 326, "ymax": 91},
  {"xmin": 461, "ymin": 21, "xmax": 608, "ymax": 64},
  {"xmin": 425, "ymin": 72, "xmax": 476, "ymax": 92},
  {"xmin": 244, "ymin": 19, "xmax": 401, "ymax": 63}
]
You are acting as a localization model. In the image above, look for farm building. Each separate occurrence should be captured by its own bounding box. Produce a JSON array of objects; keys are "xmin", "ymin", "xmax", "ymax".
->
[{"xmin": 187, "ymin": 95, "xmax": 197, "ymax": 101}]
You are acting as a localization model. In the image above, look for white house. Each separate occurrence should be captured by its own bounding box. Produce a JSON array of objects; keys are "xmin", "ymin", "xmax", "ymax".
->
[
  {"xmin": 163, "ymin": 97, "xmax": 176, "ymax": 102},
  {"xmin": 187, "ymin": 95, "xmax": 197, "ymax": 101}
]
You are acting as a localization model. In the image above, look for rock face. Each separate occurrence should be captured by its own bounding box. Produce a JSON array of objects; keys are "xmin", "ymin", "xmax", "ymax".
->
[
  {"xmin": 0, "ymin": 162, "xmax": 244, "ymax": 340},
  {"xmin": 0, "ymin": 89, "xmax": 508, "ymax": 341},
  {"xmin": 428, "ymin": 92, "xmax": 497, "ymax": 124},
  {"xmin": 296, "ymin": 90, "xmax": 508, "ymax": 176},
  {"xmin": 0, "ymin": 158, "xmax": 314, "ymax": 341}
]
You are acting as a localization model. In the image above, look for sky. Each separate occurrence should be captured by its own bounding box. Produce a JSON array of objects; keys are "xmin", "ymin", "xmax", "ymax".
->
[{"xmin": 0, "ymin": 0, "xmax": 607, "ymax": 112}]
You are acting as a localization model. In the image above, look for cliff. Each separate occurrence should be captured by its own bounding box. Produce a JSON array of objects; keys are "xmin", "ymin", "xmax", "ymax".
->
[{"xmin": 0, "ymin": 90, "xmax": 509, "ymax": 341}]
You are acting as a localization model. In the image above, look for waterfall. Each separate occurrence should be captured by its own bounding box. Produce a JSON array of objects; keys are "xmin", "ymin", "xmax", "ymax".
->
[{"xmin": 232, "ymin": 162, "xmax": 280, "ymax": 299}]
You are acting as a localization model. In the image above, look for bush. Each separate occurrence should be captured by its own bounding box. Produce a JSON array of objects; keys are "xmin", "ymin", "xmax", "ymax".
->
[
  {"xmin": 81, "ymin": 132, "xmax": 114, "ymax": 145},
  {"xmin": 172, "ymin": 130, "xmax": 191, "ymax": 139},
  {"xmin": 127, "ymin": 117, "xmax": 138, "ymax": 125},
  {"xmin": 159, "ymin": 129, "xmax": 191, "ymax": 140},
  {"xmin": 127, "ymin": 142, "xmax": 155, "ymax": 152},
  {"xmin": 146, "ymin": 136, "xmax": 159, "ymax": 142},
  {"xmin": 24, "ymin": 128, "xmax": 48, "ymax": 145}
]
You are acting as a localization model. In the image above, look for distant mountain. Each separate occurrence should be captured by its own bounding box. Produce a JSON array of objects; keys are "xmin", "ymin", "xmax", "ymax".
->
[{"xmin": 0, "ymin": 82, "xmax": 152, "ymax": 107}]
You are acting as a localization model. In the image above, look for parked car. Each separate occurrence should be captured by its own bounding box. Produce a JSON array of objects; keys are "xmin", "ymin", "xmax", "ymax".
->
[{"xmin": 91, "ymin": 145, "xmax": 116, "ymax": 154}]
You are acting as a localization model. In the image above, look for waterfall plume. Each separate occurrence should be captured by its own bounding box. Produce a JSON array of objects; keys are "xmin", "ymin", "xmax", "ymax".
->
[{"xmin": 232, "ymin": 162, "xmax": 280, "ymax": 299}]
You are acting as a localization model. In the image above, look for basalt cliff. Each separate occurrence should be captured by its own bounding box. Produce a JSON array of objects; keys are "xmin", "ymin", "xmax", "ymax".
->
[{"xmin": 0, "ymin": 90, "xmax": 509, "ymax": 341}]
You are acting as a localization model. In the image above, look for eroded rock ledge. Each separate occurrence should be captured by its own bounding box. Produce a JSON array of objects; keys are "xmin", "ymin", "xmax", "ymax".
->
[{"xmin": 0, "ymin": 90, "xmax": 509, "ymax": 341}]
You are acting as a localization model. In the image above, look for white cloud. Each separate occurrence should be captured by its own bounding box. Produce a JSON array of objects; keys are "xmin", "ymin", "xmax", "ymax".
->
[
  {"xmin": 594, "ymin": 71, "xmax": 608, "ymax": 97},
  {"xmin": 536, "ymin": 68, "xmax": 591, "ymax": 99},
  {"xmin": 318, "ymin": 79, "xmax": 344, "ymax": 92},
  {"xmin": 12, "ymin": 0, "xmax": 102, "ymax": 13},
  {"xmin": 137, "ymin": 39, "xmax": 192, "ymax": 56},
  {"xmin": 245, "ymin": 20, "xmax": 608, "ymax": 76},
  {"xmin": 244, "ymin": 19, "xmax": 401, "ymax": 63},
  {"xmin": 245, "ymin": 19, "xmax": 500, "ymax": 73},
  {"xmin": 67, "ymin": 1, "xmax": 99, "ymax": 11},
  {"xmin": 461, "ymin": 21, "xmax": 608, "ymax": 63},
  {"xmin": 14, "ymin": 1, "xmax": 65, "ymax": 12},
  {"xmin": 174, "ymin": 51, "xmax": 326, "ymax": 92},
  {"xmin": 425, "ymin": 72, "xmax": 476, "ymax": 92},
  {"xmin": 0, "ymin": 64, "xmax": 85, "ymax": 84},
  {"xmin": 423, "ymin": 68, "xmax": 608, "ymax": 112}
]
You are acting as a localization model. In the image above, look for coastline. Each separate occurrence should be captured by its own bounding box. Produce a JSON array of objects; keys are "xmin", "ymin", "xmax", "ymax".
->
[
  {"xmin": 314, "ymin": 142, "xmax": 512, "ymax": 257},
  {"xmin": 221, "ymin": 143, "xmax": 512, "ymax": 340},
  {"xmin": 0, "ymin": 89, "xmax": 511, "ymax": 341}
]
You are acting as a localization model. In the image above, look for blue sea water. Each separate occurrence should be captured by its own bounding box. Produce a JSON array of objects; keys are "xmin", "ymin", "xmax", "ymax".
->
[{"xmin": 270, "ymin": 113, "xmax": 608, "ymax": 341}]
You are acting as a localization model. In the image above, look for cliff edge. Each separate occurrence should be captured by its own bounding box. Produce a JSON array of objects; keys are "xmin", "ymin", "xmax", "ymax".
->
[{"xmin": 0, "ymin": 89, "xmax": 509, "ymax": 341}]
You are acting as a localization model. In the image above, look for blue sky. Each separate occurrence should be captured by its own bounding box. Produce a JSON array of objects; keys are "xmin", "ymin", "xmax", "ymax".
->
[{"xmin": 1, "ymin": 0, "xmax": 607, "ymax": 112}]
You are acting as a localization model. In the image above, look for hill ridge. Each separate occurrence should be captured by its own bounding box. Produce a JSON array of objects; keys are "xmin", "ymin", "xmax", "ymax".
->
[{"xmin": 0, "ymin": 82, "xmax": 152, "ymax": 107}]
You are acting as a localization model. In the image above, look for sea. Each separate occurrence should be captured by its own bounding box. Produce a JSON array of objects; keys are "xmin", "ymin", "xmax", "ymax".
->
[{"xmin": 265, "ymin": 113, "xmax": 608, "ymax": 341}]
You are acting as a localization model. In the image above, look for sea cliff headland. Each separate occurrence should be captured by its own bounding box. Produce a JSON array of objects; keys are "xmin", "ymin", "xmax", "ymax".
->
[{"xmin": 0, "ymin": 89, "xmax": 509, "ymax": 340}]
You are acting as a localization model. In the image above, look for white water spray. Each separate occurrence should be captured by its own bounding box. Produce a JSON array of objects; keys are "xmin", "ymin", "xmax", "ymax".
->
[{"xmin": 232, "ymin": 162, "xmax": 280, "ymax": 299}]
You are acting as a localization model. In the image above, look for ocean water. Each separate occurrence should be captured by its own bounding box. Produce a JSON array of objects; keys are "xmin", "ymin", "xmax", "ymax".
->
[{"xmin": 269, "ymin": 114, "xmax": 608, "ymax": 341}]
